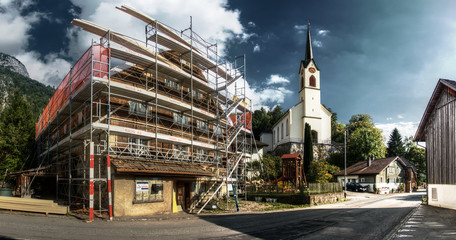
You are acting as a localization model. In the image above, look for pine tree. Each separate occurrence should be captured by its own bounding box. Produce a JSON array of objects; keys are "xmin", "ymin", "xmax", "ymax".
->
[
  {"xmin": 0, "ymin": 89, "xmax": 35, "ymax": 179},
  {"xmin": 303, "ymin": 123, "xmax": 313, "ymax": 175},
  {"xmin": 387, "ymin": 128, "xmax": 405, "ymax": 157}
]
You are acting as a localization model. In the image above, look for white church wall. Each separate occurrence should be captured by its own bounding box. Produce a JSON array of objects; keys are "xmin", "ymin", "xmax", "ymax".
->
[{"xmin": 320, "ymin": 105, "xmax": 332, "ymax": 144}]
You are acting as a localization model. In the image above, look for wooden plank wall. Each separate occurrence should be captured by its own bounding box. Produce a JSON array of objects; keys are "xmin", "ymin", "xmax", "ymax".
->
[{"xmin": 426, "ymin": 88, "xmax": 456, "ymax": 184}]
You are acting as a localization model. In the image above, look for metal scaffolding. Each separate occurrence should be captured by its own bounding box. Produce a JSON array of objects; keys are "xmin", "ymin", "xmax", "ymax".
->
[{"xmin": 27, "ymin": 5, "xmax": 252, "ymax": 220}]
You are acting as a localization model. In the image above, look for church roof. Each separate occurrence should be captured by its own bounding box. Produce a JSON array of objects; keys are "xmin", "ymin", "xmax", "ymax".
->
[
  {"xmin": 305, "ymin": 21, "xmax": 313, "ymax": 61},
  {"xmin": 300, "ymin": 21, "xmax": 319, "ymax": 71}
]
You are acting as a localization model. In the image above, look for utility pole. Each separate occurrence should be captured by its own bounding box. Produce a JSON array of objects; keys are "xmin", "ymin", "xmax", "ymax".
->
[{"xmin": 344, "ymin": 130, "xmax": 347, "ymax": 199}]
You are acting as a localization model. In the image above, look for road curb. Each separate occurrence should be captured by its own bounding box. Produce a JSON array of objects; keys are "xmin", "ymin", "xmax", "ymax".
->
[{"xmin": 383, "ymin": 203, "xmax": 421, "ymax": 240}]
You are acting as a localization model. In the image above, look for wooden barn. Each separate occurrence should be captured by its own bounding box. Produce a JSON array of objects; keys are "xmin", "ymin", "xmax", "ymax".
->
[{"xmin": 415, "ymin": 78, "xmax": 456, "ymax": 210}]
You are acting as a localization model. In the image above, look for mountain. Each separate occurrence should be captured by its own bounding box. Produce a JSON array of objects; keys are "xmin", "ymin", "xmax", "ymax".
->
[
  {"xmin": 0, "ymin": 53, "xmax": 54, "ymax": 118},
  {"xmin": 0, "ymin": 53, "xmax": 29, "ymax": 78}
]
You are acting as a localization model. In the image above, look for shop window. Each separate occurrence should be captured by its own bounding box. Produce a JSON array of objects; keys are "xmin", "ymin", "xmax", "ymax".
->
[{"xmin": 134, "ymin": 178, "xmax": 163, "ymax": 203}]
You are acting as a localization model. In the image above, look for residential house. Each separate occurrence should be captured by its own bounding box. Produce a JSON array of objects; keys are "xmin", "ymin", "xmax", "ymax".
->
[
  {"xmin": 335, "ymin": 156, "xmax": 417, "ymax": 192},
  {"xmin": 415, "ymin": 79, "xmax": 456, "ymax": 210}
]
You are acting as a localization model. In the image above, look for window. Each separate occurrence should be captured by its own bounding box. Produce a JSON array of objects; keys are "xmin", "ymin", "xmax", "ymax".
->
[
  {"xmin": 281, "ymin": 123, "xmax": 284, "ymax": 139},
  {"xmin": 360, "ymin": 178, "xmax": 365, "ymax": 183},
  {"xmin": 192, "ymin": 90, "xmax": 202, "ymax": 99},
  {"xmin": 129, "ymin": 137, "xmax": 148, "ymax": 149},
  {"xmin": 301, "ymin": 76, "xmax": 304, "ymax": 89},
  {"xmin": 197, "ymin": 120, "xmax": 208, "ymax": 131},
  {"xmin": 173, "ymin": 113, "xmax": 189, "ymax": 126},
  {"xmin": 286, "ymin": 119, "xmax": 289, "ymax": 136},
  {"xmin": 277, "ymin": 127, "xmax": 279, "ymax": 142},
  {"xmin": 388, "ymin": 167, "xmax": 394, "ymax": 173},
  {"xmin": 273, "ymin": 130, "xmax": 275, "ymax": 143},
  {"xmin": 129, "ymin": 101, "xmax": 147, "ymax": 115},
  {"xmin": 165, "ymin": 78, "xmax": 180, "ymax": 90},
  {"xmin": 309, "ymin": 75, "xmax": 316, "ymax": 87},
  {"xmin": 174, "ymin": 144, "xmax": 189, "ymax": 155},
  {"xmin": 311, "ymin": 130, "xmax": 318, "ymax": 143},
  {"xmin": 215, "ymin": 126, "xmax": 223, "ymax": 136},
  {"xmin": 135, "ymin": 178, "xmax": 163, "ymax": 203}
]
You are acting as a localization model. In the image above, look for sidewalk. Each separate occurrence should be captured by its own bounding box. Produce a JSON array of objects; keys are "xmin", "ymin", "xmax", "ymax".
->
[{"xmin": 391, "ymin": 204, "xmax": 456, "ymax": 239}]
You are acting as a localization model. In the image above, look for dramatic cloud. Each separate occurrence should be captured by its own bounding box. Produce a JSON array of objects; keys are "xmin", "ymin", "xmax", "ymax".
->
[
  {"xmin": 397, "ymin": 114, "xmax": 404, "ymax": 119},
  {"xmin": 313, "ymin": 40, "xmax": 323, "ymax": 48},
  {"xmin": 253, "ymin": 44, "xmax": 260, "ymax": 53},
  {"xmin": 15, "ymin": 51, "xmax": 72, "ymax": 86},
  {"xmin": 375, "ymin": 121, "xmax": 419, "ymax": 143},
  {"xmin": 294, "ymin": 25, "xmax": 307, "ymax": 34},
  {"xmin": 248, "ymin": 21, "xmax": 256, "ymax": 27},
  {"xmin": 0, "ymin": 1, "xmax": 41, "ymax": 55},
  {"xmin": 68, "ymin": 0, "xmax": 247, "ymax": 57},
  {"xmin": 317, "ymin": 29, "xmax": 330, "ymax": 37},
  {"xmin": 266, "ymin": 74, "xmax": 290, "ymax": 85}
]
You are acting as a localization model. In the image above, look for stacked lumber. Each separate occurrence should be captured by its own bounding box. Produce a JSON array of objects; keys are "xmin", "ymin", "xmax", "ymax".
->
[{"xmin": 0, "ymin": 196, "xmax": 68, "ymax": 215}]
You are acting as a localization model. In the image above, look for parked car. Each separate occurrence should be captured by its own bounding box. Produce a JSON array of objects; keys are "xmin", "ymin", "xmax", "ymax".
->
[{"xmin": 346, "ymin": 182, "xmax": 367, "ymax": 192}]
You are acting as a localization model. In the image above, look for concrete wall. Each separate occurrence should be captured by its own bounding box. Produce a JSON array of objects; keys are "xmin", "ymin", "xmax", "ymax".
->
[
  {"xmin": 113, "ymin": 174, "xmax": 173, "ymax": 216},
  {"xmin": 428, "ymin": 184, "xmax": 456, "ymax": 210}
]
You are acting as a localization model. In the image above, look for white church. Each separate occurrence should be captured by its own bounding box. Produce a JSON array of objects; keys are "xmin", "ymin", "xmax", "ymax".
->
[{"xmin": 261, "ymin": 23, "xmax": 332, "ymax": 154}]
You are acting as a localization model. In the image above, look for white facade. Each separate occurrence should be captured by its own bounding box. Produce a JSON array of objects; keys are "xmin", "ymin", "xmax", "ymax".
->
[
  {"xmin": 428, "ymin": 184, "xmax": 456, "ymax": 210},
  {"xmin": 268, "ymin": 23, "xmax": 331, "ymax": 152}
]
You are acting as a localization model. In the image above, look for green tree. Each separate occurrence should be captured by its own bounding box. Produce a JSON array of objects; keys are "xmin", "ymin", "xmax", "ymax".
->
[
  {"xmin": 252, "ymin": 107, "xmax": 271, "ymax": 139},
  {"xmin": 346, "ymin": 114, "xmax": 374, "ymax": 135},
  {"xmin": 347, "ymin": 126, "xmax": 386, "ymax": 166},
  {"xmin": 404, "ymin": 137, "xmax": 426, "ymax": 185},
  {"xmin": 325, "ymin": 107, "xmax": 346, "ymax": 143},
  {"xmin": 308, "ymin": 145, "xmax": 340, "ymax": 183},
  {"xmin": 0, "ymin": 89, "xmax": 35, "ymax": 180},
  {"xmin": 387, "ymin": 128, "xmax": 405, "ymax": 157},
  {"xmin": 303, "ymin": 123, "xmax": 313, "ymax": 175},
  {"xmin": 252, "ymin": 106, "xmax": 283, "ymax": 140},
  {"xmin": 260, "ymin": 154, "xmax": 282, "ymax": 181}
]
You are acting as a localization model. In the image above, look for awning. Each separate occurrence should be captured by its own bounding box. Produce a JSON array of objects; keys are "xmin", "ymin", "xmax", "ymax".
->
[{"xmin": 111, "ymin": 158, "xmax": 214, "ymax": 177}]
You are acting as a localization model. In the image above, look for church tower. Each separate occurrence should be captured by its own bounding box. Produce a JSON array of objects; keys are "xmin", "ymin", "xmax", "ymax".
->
[{"xmin": 299, "ymin": 22, "xmax": 322, "ymax": 140}]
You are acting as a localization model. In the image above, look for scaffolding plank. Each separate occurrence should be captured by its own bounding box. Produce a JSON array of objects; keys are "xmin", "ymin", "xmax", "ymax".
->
[
  {"xmin": 98, "ymin": 77, "xmax": 216, "ymax": 120},
  {"xmin": 115, "ymin": 5, "xmax": 196, "ymax": 53},
  {"xmin": 110, "ymin": 47, "xmax": 214, "ymax": 93},
  {"xmin": 93, "ymin": 123, "xmax": 217, "ymax": 150},
  {"xmin": 148, "ymin": 33, "xmax": 233, "ymax": 82}
]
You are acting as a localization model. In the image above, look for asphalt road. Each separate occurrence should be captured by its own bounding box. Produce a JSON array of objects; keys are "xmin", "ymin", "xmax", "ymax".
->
[{"xmin": 0, "ymin": 192, "xmax": 423, "ymax": 240}]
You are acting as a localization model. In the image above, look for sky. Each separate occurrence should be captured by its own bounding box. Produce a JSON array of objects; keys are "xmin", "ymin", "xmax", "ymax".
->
[{"xmin": 2, "ymin": 0, "xmax": 456, "ymax": 141}]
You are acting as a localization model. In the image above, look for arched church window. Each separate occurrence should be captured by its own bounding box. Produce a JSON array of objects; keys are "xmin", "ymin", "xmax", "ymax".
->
[
  {"xmin": 309, "ymin": 75, "xmax": 316, "ymax": 87},
  {"xmin": 311, "ymin": 130, "xmax": 318, "ymax": 143},
  {"xmin": 301, "ymin": 76, "xmax": 304, "ymax": 89},
  {"xmin": 286, "ymin": 119, "xmax": 289, "ymax": 136}
]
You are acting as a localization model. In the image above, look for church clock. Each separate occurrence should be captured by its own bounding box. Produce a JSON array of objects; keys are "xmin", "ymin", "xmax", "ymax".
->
[{"xmin": 309, "ymin": 67, "xmax": 316, "ymax": 73}]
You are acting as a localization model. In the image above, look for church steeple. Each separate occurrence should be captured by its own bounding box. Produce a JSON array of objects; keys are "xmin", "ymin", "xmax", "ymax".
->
[{"xmin": 304, "ymin": 21, "xmax": 313, "ymax": 61}]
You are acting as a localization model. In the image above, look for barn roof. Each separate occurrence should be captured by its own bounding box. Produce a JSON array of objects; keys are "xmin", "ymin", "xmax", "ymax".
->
[{"xmin": 415, "ymin": 79, "xmax": 456, "ymax": 141}]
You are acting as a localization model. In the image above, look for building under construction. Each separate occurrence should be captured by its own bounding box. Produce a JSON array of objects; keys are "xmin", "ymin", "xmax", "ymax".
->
[{"xmin": 19, "ymin": 5, "xmax": 252, "ymax": 220}]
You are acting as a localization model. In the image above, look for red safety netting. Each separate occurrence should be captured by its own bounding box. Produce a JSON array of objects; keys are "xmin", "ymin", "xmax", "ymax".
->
[
  {"xmin": 36, "ymin": 45, "xmax": 109, "ymax": 138},
  {"xmin": 229, "ymin": 112, "xmax": 252, "ymax": 131}
]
